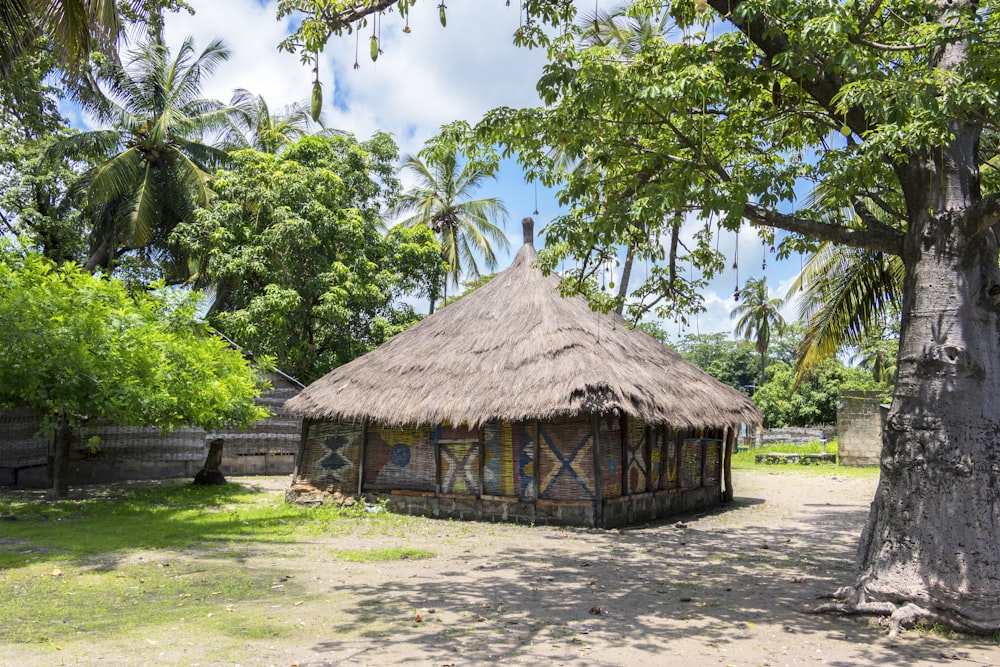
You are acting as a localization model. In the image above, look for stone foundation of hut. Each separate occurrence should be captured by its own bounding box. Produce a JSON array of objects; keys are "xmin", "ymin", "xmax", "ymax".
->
[{"xmin": 289, "ymin": 415, "xmax": 733, "ymax": 528}]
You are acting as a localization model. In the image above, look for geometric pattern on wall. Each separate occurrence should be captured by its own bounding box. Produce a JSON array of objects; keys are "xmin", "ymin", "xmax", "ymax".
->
[
  {"xmin": 364, "ymin": 426, "xmax": 436, "ymax": 491},
  {"xmin": 680, "ymin": 438, "xmax": 704, "ymax": 490},
  {"xmin": 481, "ymin": 421, "xmax": 535, "ymax": 498},
  {"xmin": 703, "ymin": 438, "xmax": 722, "ymax": 487},
  {"xmin": 439, "ymin": 439, "xmax": 480, "ymax": 495},
  {"xmin": 300, "ymin": 420, "xmax": 363, "ymax": 492},
  {"xmin": 600, "ymin": 417, "xmax": 621, "ymax": 498},
  {"xmin": 625, "ymin": 416, "xmax": 648, "ymax": 495},
  {"xmin": 512, "ymin": 422, "xmax": 537, "ymax": 499},
  {"xmin": 482, "ymin": 421, "xmax": 502, "ymax": 495},
  {"xmin": 538, "ymin": 417, "xmax": 595, "ymax": 501},
  {"xmin": 649, "ymin": 428, "xmax": 662, "ymax": 493},
  {"xmin": 663, "ymin": 430, "xmax": 679, "ymax": 490}
]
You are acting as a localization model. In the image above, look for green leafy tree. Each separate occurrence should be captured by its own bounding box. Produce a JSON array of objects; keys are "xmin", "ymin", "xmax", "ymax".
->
[
  {"xmin": 672, "ymin": 332, "xmax": 759, "ymax": 393},
  {"xmin": 0, "ymin": 0, "xmax": 123, "ymax": 80},
  {"xmin": 51, "ymin": 30, "xmax": 232, "ymax": 279},
  {"xmin": 174, "ymin": 133, "xmax": 442, "ymax": 382},
  {"xmin": 0, "ymin": 43, "xmax": 88, "ymax": 262},
  {"xmin": 753, "ymin": 358, "xmax": 879, "ymax": 429},
  {"xmin": 0, "ymin": 247, "xmax": 268, "ymax": 498},
  {"xmin": 731, "ymin": 276, "xmax": 786, "ymax": 389},
  {"xmin": 392, "ymin": 139, "xmax": 509, "ymax": 313}
]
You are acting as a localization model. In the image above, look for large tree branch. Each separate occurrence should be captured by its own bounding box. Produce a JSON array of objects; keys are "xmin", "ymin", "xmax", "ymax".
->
[
  {"xmin": 707, "ymin": 0, "xmax": 868, "ymax": 136},
  {"xmin": 965, "ymin": 192, "xmax": 1000, "ymax": 237},
  {"xmin": 744, "ymin": 204, "xmax": 904, "ymax": 256},
  {"xmin": 311, "ymin": 0, "xmax": 401, "ymax": 35}
]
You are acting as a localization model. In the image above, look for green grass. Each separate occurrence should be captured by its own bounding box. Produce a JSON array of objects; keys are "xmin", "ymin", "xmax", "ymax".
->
[
  {"xmin": 0, "ymin": 479, "xmax": 427, "ymax": 645},
  {"xmin": 0, "ymin": 559, "xmax": 274, "ymax": 644},
  {"xmin": 330, "ymin": 546, "xmax": 435, "ymax": 562},
  {"xmin": 0, "ymin": 480, "xmax": 416, "ymax": 569},
  {"xmin": 733, "ymin": 439, "xmax": 879, "ymax": 478},
  {"xmin": 733, "ymin": 439, "xmax": 837, "ymax": 468}
]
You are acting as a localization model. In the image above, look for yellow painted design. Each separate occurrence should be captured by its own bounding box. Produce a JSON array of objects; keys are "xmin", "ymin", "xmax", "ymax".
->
[{"xmin": 499, "ymin": 422, "xmax": 514, "ymax": 496}]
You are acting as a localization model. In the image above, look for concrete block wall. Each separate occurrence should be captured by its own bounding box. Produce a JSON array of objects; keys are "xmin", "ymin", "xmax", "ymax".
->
[{"xmin": 837, "ymin": 391, "xmax": 885, "ymax": 467}]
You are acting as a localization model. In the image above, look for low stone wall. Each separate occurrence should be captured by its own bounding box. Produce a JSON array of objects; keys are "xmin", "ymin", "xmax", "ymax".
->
[
  {"xmin": 758, "ymin": 426, "xmax": 829, "ymax": 447},
  {"xmin": 603, "ymin": 486, "xmax": 720, "ymax": 528},
  {"xmin": 8, "ymin": 454, "xmax": 297, "ymax": 488}
]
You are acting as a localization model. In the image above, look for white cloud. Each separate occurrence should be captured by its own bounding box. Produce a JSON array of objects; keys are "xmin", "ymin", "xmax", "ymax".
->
[{"xmin": 163, "ymin": 1, "xmax": 549, "ymax": 158}]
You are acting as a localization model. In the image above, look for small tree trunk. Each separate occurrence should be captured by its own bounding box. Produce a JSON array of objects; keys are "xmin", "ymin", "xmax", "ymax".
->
[
  {"xmin": 52, "ymin": 413, "xmax": 73, "ymax": 499},
  {"xmin": 193, "ymin": 438, "xmax": 227, "ymax": 486}
]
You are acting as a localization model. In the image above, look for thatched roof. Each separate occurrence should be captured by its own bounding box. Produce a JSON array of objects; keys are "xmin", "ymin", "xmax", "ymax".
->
[{"xmin": 286, "ymin": 219, "xmax": 761, "ymax": 429}]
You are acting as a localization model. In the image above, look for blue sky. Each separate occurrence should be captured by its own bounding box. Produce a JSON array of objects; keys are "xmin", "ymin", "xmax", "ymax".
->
[{"xmin": 151, "ymin": 0, "xmax": 805, "ymax": 338}]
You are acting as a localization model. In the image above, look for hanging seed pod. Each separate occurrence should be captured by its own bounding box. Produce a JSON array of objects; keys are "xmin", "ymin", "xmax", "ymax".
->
[
  {"xmin": 370, "ymin": 35, "xmax": 379, "ymax": 61},
  {"xmin": 310, "ymin": 81, "xmax": 322, "ymax": 122},
  {"xmin": 439, "ymin": 3, "xmax": 447, "ymax": 27},
  {"xmin": 840, "ymin": 124, "xmax": 852, "ymax": 137}
]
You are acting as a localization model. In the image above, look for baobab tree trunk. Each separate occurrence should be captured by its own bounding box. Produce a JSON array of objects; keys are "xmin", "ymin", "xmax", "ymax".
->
[{"xmin": 830, "ymin": 108, "xmax": 1000, "ymax": 632}]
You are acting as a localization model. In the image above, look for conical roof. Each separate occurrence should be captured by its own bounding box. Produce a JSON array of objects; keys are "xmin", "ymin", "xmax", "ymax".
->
[{"xmin": 286, "ymin": 219, "xmax": 761, "ymax": 429}]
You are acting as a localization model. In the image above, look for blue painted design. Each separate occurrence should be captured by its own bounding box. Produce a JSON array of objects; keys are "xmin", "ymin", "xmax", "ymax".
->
[
  {"xmin": 605, "ymin": 437, "xmax": 620, "ymax": 478},
  {"xmin": 482, "ymin": 422, "xmax": 501, "ymax": 495},
  {"xmin": 539, "ymin": 427, "xmax": 594, "ymax": 499},
  {"xmin": 390, "ymin": 444, "xmax": 411, "ymax": 467}
]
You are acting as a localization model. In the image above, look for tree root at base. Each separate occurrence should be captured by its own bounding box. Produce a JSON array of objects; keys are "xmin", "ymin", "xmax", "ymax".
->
[{"xmin": 811, "ymin": 586, "xmax": 997, "ymax": 637}]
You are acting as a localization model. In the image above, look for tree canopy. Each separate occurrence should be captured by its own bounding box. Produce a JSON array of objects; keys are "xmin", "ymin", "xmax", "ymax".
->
[
  {"xmin": 173, "ymin": 133, "xmax": 443, "ymax": 382},
  {"xmin": 0, "ymin": 246, "xmax": 269, "ymax": 496}
]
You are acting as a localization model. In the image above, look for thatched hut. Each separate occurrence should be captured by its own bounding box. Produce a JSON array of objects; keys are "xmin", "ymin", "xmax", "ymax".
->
[{"xmin": 286, "ymin": 219, "xmax": 760, "ymax": 527}]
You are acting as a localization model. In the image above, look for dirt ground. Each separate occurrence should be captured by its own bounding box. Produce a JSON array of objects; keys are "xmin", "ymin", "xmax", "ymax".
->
[{"xmin": 4, "ymin": 468, "xmax": 1000, "ymax": 667}]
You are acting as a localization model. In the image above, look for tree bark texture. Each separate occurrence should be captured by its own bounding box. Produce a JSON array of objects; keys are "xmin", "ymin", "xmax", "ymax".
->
[
  {"xmin": 193, "ymin": 438, "xmax": 227, "ymax": 486},
  {"xmin": 852, "ymin": 55, "xmax": 1000, "ymax": 628}
]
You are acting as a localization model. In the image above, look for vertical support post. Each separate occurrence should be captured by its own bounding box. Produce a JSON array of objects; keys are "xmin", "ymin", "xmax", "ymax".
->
[
  {"xmin": 292, "ymin": 418, "xmax": 309, "ymax": 484},
  {"xmin": 478, "ymin": 424, "xmax": 485, "ymax": 499},
  {"xmin": 675, "ymin": 428, "xmax": 685, "ymax": 490},
  {"xmin": 620, "ymin": 415, "xmax": 628, "ymax": 496},
  {"xmin": 357, "ymin": 421, "xmax": 368, "ymax": 498},
  {"xmin": 722, "ymin": 425, "xmax": 735, "ymax": 502},
  {"xmin": 592, "ymin": 414, "xmax": 604, "ymax": 528},
  {"xmin": 533, "ymin": 421, "xmax": 540, "ymax": 504},
  {"xmin": 434, "ymin": 424, "xmax": 441, "ymax": 497},
  {"xmin": 645, "ymin": 425, "xmax": 653, "ymax": 493}
]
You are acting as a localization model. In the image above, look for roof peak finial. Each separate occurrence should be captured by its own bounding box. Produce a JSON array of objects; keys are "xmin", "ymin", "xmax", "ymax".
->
[{"xmin": 522, "ymin": 216, "xmax": 535, "ymax": 249}]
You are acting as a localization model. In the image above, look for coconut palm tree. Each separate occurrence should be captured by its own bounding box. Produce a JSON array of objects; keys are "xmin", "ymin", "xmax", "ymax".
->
[
  {"xmin": 52, "ymin": 32, "xmax": 233, "ymax": 278},
  {"xmin": 0, "ymin": 0, "xmax": 127, "ymax": 79},
  {"xmin": 223, "ymin": 88, "xmax": 317, "ymax": 155},
  {"xmin": 393, "ymin": 146, "xmax": 509, "ymax": 313},
  {"xmin": 787, "ymin": 241, "xmax": 903, "ymax": 381},
  {"xmin": 731, "ymin": 276, "xmax": 786, "ymax": 388}
]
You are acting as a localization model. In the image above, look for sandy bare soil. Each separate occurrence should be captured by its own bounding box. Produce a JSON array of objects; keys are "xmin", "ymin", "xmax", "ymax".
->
[{"xmin": 4, "ymin": 468, "xmax": 1000, "ymax": 667}]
